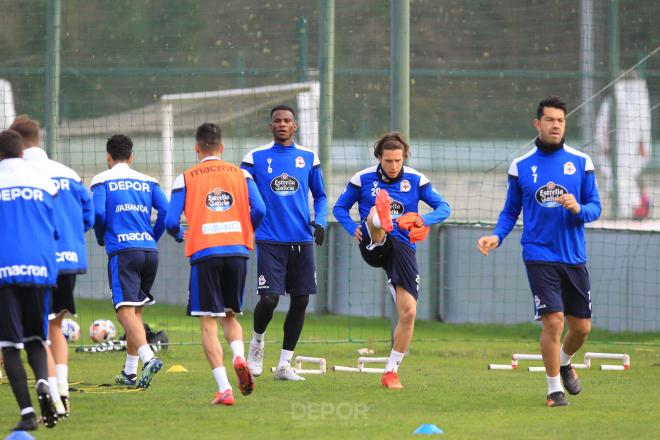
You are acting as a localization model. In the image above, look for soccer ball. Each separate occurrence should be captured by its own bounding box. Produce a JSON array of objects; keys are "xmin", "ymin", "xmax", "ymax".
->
[
  {"xmin": 89, "ymin": 319, "xmax": 117, "ymax": 343},
  {"xmin": 61, "ymin": 318, "xmax": 81, "ymax": 342}
]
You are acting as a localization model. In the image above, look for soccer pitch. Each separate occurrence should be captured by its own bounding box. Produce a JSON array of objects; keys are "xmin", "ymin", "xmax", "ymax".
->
[{"xmin": 1, "ymin": 300, "xmax": 659, "ymax": 439}]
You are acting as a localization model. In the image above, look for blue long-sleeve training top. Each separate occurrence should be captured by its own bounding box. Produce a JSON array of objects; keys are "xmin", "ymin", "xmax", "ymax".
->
[
  {"xmin": 333, "ymin": 164, "xmax": 451, "ymax": 250},
  {"xmin": 492, "ymin": 144, "xmax": 601, "ymax": 265},
  {"xmin": 165, "ymin": 157, "xmax": 266, "ymax": 262},
  {"xmin": 240, "ymin": 142, "xmax": 327, "ymax": 244},
  {"xmin": 0, "ymin": 158, "xmax": 59, "ymax": 287},
  {"xmin": 24, "ymin": 147, "xmax": 93, "ymax": 274},
  {"xmin": 90, "ymin": 163, "xmax": 169, "ymax": 256}
]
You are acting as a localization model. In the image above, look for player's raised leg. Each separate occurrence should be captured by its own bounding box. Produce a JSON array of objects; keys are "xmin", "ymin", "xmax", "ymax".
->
[
  {"xmin": 202, "ymin": 316, "xmax": 235, "ymax": 405},
  {"xmin": 221, "ymin": 313, "xmax": 254, "ymax": 396}
]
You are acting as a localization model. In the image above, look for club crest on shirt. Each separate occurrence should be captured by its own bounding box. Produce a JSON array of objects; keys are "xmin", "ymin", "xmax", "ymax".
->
[
  {"xmin": 270, "ymin": 173, "xmax": 300, "ymax": 196},
  {"xmin": 535, "ymin": 181, "xmax": 568, "ymax": 208},
  {"xmin": 205, "ymin": 188, "xmax": 234, "ymax": 212},
  {"xmin": 295, "ymin": 156, "xmax": 305, "ymax": 168},
  {"xmin": 400, "ymin": 179, "xmax": 411, "ymax": 192},
  {"xmin": 258, "ymin": 274, "xmax": 269, "ymax": 289},
  {"xmin": 564, "ymin": 161, "xmax": 576, "ymax": 175}
]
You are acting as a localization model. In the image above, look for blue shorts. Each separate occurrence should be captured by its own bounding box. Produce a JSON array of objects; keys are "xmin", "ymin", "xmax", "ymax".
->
[
  {"xmin": 0, "ymin": 286, "xmax": 49, "ymax": 349},
  {"xmin": 359, "ymin": 223, "xmax": 419, "ymax": 301},
  {"xmin": 107, "ymin": 250, "xmax": 158, "ymax": 310},
  {"xmin": 256, "ymin": 243, "xmax": 316, "ymax": 296},
  {"xmin": 525, "ymin": 262, "xmax": 592, "ymax": 320},
  {"xmin": 188, "ymin": 256, "xmax": 247, "ymax": 317},
  {"xmin": 48, "ymin": 273, "xmax": 77, "ymax": 320}
]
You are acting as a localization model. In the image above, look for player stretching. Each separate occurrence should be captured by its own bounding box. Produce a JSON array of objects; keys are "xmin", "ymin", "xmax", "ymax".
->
[
  {"xmin": 91, "ymin": 134, "xmax": 168, "ymax": 389},
  {"xmin": 478, "ymin": 96, "xmax": 601, "ymax": 407},
  {"xmin": 166, "ymin": 123, "xmax": 265, "ymax": 405},
  {"xmin": 333, "ymin": 131, "xmax": 451, "ymax": 389},
  {"xmin": 11, "ymin": 115, "xmax": 93, "ymax": 418},
  {"xmin": 0, "ymin": 129, "xmax": 59, "ymax": 431},
  {"xmin": 242, "ymin": 105, "xmax": 328, "ymax": 381}
]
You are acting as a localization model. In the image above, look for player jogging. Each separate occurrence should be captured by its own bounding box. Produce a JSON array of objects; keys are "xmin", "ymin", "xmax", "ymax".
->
[
  {"xmin": 165, "ymin": 123, "xmax": 265, "ymax": 405},
  {"xmin": 477, "ymin": 96, "xmax": 601, "ymax": 407},
  {"xmin": 0, "ymin": 129, "xmax": 59, "ymax": 431},
  {"xmin": 91, "ymin": 134, "xmax": 168, "ymax": 389},
  {"xmin": 333, "ymin": 131, "xmax": 451, "ymax": 389},
  {"xmin": 11, "ymin": 115, "xmax": 93, "ymax": 418},
  {"xmin": 242, "ymin": 104, "xmax": 328, "ymax": 381}
]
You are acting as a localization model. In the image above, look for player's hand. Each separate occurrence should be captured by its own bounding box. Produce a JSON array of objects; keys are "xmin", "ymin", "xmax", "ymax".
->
[
  {"xmin": 175, "ymin": 229, "xmax": 187, "ymax": 243},
  {"xmin": 310, "ymin": 222, "xmax": 325, "ymax": 246},
  {"xmin": 353, "ymin": 227, "xmax": 362, "ymax": 243},
  {"xmin": 557, "ymin": 194, "xmax": 581, "ymax": 214},
  {"xmin": 477, "ymin": 235, "xmax": 499, "ymax": 256},
  {"xmin": 413, "ymin": 216, "xmax": 426, "ymax": 228}
]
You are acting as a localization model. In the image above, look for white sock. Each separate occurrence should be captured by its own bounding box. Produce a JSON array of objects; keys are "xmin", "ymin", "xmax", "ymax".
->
[
  {"xmin": 559, "ymin": 347, "xmax": 573, "ymax": 366},
  {"xmin": 137, "ymin": 344, "xmax": 155, "ymax": 364},
  {"xmin": 278, "ymin": 349, "xmax": 294, "ymax": 368},
  {"xmin": 230, "ymin": 340, "xmax": 245, "ymax": 361},
  {"xmin": 212, "ymin": 367, "xmax": 231, "ymax": 392},
  {"xmin": 372, "ymin": 213, "xmax": 382, "ymax": 229},
  {"xmin": 252, "ymin": 331, "xmax": 264, "ymax": 345},
  {"xmin": 546, "ymin": 374, "xmax": 563, "ymax": 395},
  {"xmin": 385, "ymin": 349, "xmax": 405, "ymax": 372},
  {"xmin": 55, "ymin": 364, "xmax": 69, "ymax": 397},
  {"xmin": 20, "ymin": 407, "xmax": 35, "ymax": 416},
  {"xmin": 48, "ymin": 377, "xmax": 62, "ymax": 402},
  {"xmin": 124, "ymin": 354, "xmax": 139, "ymax": 376}
]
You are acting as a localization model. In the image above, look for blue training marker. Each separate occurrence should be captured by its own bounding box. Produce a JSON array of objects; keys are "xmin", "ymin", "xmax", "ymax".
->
[
  {"xmin": 5, "ymin": 431, "xmax": 36, "ymax": 440},
  {"xmin": 413, "ymin": 424, "xmax": 445, "ymax": 435}
]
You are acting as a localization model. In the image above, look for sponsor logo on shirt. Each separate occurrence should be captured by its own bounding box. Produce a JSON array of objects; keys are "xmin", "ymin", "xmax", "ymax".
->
[
  {"xmin": 270, "ymin": 173, "xmax": 300, "ymax": 196},
  {"xmin": 116, "ymin": 232, "xmax": 154, "ymax": 242},
  {"xmin": 205, "ymin": 188, "xmax": 234, "ymax": 212},
  {"xmin": 56, "ymin": 251, "xmax": 79, "ymax": 263},
  {"xmin": 202, "ymin": 221, "xmax": 242, "ymax": 235},
  {"xmin": 0, "ymin": 264, "xmax": 48, "ymax": 279},
  {"xmin": 115, "ymin": 203, "xmax": 149, "ymax": 213},
  {"xmin": 390, "ymin": 198, "xmax": 405, "ymax": 218},
  {"xmin": 535, "ymin": 181, "xmax": 568, "ymax": 208},
  {"xmin": 108, "ymin": 180, "xmax": 151, "ymax": 192},
  {"xmin": 295, "ymin": 156, "xmax": 305, "ymax": 168},
  {"xmin": 400, "ymin": 179, "xmax": 411, "ymax": 192},
  {"xmin": 564, "ymin": 161, "xmax": 576, "ymax": 175},
  {"xmin": 0, "ymin": 187, "xmax": 44, "ymax": 202}
]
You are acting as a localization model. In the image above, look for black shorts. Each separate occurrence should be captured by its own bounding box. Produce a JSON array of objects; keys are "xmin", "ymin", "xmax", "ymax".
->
[
  {"xmin": 188, "ymin": 256, "xmax": 247, "ymax": 317},
  {"xmin": 359, "ymin": 223, "xmax": 419, "ymax": 301},
  {"xmin": 108, "ymin": 250, "xmax": 158, "ymax": 310},
  {"xmin": 48, "ymin": 273, "xmax": 77, "ymax": 320},
  {"xmin": 0, "ymin": 286, "xmax": 49, "ymax": 349},
  {"xmin": 255, "ymin": 243, "xmax": 316, "ymax": 296},
  {"xmin": 525, "ymin": 262, "xmax": 592, "ymax": 320}
]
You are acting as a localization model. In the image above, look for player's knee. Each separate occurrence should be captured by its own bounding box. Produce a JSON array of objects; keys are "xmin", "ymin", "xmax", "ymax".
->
[
  {"xmin": 542, "ymin": 313, "xmax": 564, "ymax": 334},
  {"xmin": 290, "ymin": 295, "xmax": 309, "ymax": 312},
  {"xmin": 259, "ymin": 293, "xmax": 280, "ymax": 310},
  {"xmin": 399, "ymin": 305, "xmax": 416, "ymax": 325}
]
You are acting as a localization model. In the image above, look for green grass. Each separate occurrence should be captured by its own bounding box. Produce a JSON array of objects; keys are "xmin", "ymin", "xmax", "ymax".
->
[{"xmin": 1, "ymin": 299, "xmax": 659, "ymax": 439}]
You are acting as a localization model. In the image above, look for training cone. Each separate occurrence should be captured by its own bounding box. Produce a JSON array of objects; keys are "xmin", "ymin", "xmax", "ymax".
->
[
  {"xmin": 166, "ymin": 364, "xmax": 189, "ymax": 373},
  {"xmin": 413, "ymin": 424, "xmax": 444, "ymax": 435},
  {"xmin": 5, "ymin": 431, "xmax": 36, "ymax": 440}
]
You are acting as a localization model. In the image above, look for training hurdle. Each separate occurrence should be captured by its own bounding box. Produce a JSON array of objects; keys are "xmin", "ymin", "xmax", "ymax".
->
[
  {"xmin": 333, "ymin": 357, "xmax": 388, "ymax": 374},
  {"xmin": 489, "ymin": 352, "xmax": 627, "ymax": 372},
  {"xmin": 270, "ymin": 356, "xmax": 327, "ymax": 375}
]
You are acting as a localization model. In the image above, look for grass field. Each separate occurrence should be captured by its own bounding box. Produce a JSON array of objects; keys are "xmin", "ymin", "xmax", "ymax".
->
[{"xmin": 1, "ymin": 299, "xmax": 659, "ymax": 439}]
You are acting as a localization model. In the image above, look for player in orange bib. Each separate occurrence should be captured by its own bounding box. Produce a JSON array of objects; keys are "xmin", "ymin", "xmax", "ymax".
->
[{"xmin": 165, "ymin": 123, "xmax": 266, "ymax": 405}]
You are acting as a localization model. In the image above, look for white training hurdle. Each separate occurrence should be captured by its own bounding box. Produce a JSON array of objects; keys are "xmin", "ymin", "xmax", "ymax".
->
[
  {"xmin": 270, "ymin": 356, "xmax": 327, "ymax": 375},
  {"xmin": 333, "ymin": 356, "xmax": 388, "ymax": 374},
  {"xmin": 489, "ymin": 352, "xmax": 629, "ymax": 372}
]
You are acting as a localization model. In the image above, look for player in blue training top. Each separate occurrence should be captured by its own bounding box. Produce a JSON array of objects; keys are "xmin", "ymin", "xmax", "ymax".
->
[
  {"xmin": 91, "ymin": 134, "xmax": 168, "ymax": 389},
  {"xmin": 241, "ymin": 104, "xmax": 328, "ymax": 381},
  {"xmin": 0, "ymin": 129, "xmax": 59, "ymax": 431},
  {"xmin": 333, "ymin": 131, "xmax": 451, "ymax": 389},
  {"xmin": 12, "ymin": 115, "xmax": 93, "ymax": 418},
  {"xmin": 477, "ymin": 96, "xmax": 602, "ymax": 408}
]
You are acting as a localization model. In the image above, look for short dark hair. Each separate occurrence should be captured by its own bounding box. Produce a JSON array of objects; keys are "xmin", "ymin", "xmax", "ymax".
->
[
  {"xmin": 0, "ymin": 129, "xmax": 24, "ymax": 160},
  {"xmin": 373, "ymin": 131, "xmax": 410, "ymax": 159},
  {"xmin": 195, "ymin": 122, "xmax": 222, "ymax": 152},
  {"xmin": 9, "ymin": 115, "xmax": 40, "ymax": 146},
  {"xmin": 106, "ymin": 134, "xmax": 133, "ymax": 161},
  {"xmin": 270, "ymin": 104, "xmax": 296, "ymax": 119},
  {"xmin": 537, "ymin": 96, "xmax": 567, "ymax": 119}
]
